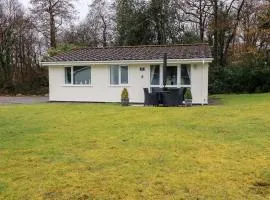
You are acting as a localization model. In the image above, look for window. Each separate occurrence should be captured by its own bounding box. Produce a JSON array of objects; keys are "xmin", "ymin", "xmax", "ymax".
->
[
  {"xmin": 110, "ymin": 65, "xmax": 128, "ymax": 85},
  {"xmin": 121, "ymin": 66, "xmax": 128, "ymax": 84},
  {"xmin": 181, "ymin": 64, "xmax": 191, "ymax": 85},
  {"xmin": 64, "ymin": 66, "xmax": 91, "ymax": 85},
  {"xmin": 65, "ymin": 67, "xmax": 71, "ymax": 84},
  {"xmin": 110, "ymin": 66, "xmax": 119, "ymax": 85},
  {"xmin": 166, "ymin": 66, "xmax": 177, "ymax": 85},
  {"xmin": 150, "ymin": 65, "xmax": 160, "ymax": 85},
  {"xmin": 73, "ymin": 66, "xmax": 91, "ymax": 85}
]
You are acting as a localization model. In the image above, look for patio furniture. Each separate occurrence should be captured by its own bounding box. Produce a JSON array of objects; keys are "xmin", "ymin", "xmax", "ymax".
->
[
  {"xmin": 143, "ymin": 88, "xmax": 159, "ymax": 106},
  {"xmin": 151, "ymin": 87, "xmax": 163, "ymax": 104},
  {"xmin": 163, "ymin": 89, "xmax": 180, "ymax": 107}
]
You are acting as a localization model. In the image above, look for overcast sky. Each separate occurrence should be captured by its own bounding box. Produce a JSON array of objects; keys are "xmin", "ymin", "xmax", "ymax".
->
[{"xmin": 19, "ymin": 0, "xmax": 90, "ymax": 21}]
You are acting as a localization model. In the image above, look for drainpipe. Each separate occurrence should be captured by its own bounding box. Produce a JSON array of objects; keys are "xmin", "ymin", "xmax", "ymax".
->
[{"xmin": 202, "ymin": 59, "xmax": 205, "ymax": 106}]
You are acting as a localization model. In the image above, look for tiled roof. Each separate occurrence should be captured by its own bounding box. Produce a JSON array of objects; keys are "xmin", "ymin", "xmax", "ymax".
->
[{"xmin": 43, "ymin": 44, "xmax": 212, "ymax": 62}]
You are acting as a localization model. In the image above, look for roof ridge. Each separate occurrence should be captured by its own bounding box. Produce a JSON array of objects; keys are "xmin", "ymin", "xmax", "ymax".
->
[{"xmin": 74, "ymin": 43, "xmax": 210, "ymax": 50}]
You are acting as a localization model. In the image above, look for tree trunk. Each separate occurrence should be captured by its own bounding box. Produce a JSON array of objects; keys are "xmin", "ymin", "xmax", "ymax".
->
[
  {"xmin": 50, "ymin": 13, "xmax": 57, "ymax": 48},
  {"xmin": 213, "ymin": 0, "xmax": 218, "ymax": 64},
  {"xmin": 101, "ymin": 15, "xmax": 107, "ymax": 47},
  {"xmin": 199, "ymin": 0, "xmax": 204, "ymax": 42}
]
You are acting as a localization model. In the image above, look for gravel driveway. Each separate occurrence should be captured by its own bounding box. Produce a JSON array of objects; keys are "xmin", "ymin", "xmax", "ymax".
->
[{"xmin": 0, "ymin": 96, "xmax": 49, "ymax": 104}]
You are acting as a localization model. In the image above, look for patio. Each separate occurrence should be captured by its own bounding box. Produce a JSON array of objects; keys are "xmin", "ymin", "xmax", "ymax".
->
[{"xmin": 143, "ymin": 54, "xmax": 190, "ymax": 107}]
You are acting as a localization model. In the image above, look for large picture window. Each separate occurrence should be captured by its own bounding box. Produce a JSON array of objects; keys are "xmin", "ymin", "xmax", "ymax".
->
[
  {"xmin": 110, "ymin": 65, "xmax": 128, "ymax": 85},
  {"xmin": 181, "ymin": 64, "xmax": 191, "ymax": 85},
  {"xmin": 64, "ymin": 66, "xmax": 91, "ymax": 85},
  {"xmin": 166, "ymin": 66, "xmax": 177, "ymax": 85},
  {"xmin": 150, "ymin": 65, "xmax": 160, "ymax": 85}
]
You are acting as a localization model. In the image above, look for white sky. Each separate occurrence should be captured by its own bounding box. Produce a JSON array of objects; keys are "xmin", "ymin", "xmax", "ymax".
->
[{"xmin": 18, "ymin": 0, "xmax": 90, "ymax": 21}]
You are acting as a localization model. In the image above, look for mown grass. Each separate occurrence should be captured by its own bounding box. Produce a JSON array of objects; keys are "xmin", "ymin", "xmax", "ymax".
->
[{"xmin": 0, "ymin": 94, "xmax": 270, "ymax": 199}]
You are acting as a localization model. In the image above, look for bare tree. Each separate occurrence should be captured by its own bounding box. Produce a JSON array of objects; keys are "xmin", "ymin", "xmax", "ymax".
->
[
  {"xmin": 0, "ymin": 0, "xmax": 47, "ymax": 94},
  {"xmin": 86, "ymin": 0, "xmax": 115, "ymax": 47},
  {"xmin": 30, "ymin": 0, "xmax": 77, "ymax": 48},
  {"xmin": 208, "ymin": 0, "xmax": 246, "ymax": 65},
  {"xmin": 177, "ymin": 0, "xmax": 212, "ymax": 42}
]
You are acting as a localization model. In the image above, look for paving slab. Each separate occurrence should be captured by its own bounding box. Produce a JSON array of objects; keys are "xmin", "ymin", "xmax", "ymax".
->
[{"xmin": 0, "ymin": 96, "xmax": 49, "ymax": 104}]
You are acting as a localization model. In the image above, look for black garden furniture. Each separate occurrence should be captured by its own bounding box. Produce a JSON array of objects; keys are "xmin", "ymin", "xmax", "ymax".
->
[
  {"xmin": 144, "ymin": 87, "xmax": 187, "ymax": 107},
  {"xmin": 151, "ymin": 87, "xmax": 163, "ymax": 104},
  {"xmin": 143, "ymin": 88, "xmax": 159, "ymax": 106},
  {"xmin": 163, "ymin": 89, "xmax": 180, "ymax": 106}
]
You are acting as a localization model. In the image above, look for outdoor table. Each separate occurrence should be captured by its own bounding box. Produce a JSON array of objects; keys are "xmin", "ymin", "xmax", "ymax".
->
[{"xmin": 152, "ymin": 90, "xmax": 171, "ymax": 106}]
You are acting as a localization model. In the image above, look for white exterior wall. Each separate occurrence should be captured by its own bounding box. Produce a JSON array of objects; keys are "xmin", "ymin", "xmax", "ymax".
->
[
  {"xmin": 48, "ymin": 63, "xmax": 209, "ymax": 104},
  {"xmin": 191, "ymin": 63, "xmax": 209, "ymax": 104}
]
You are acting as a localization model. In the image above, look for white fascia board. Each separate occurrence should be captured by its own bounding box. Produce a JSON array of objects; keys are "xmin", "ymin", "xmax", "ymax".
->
[{"xmin": 41, "ymin": 58, "xmax": 214, "ymax": 66}]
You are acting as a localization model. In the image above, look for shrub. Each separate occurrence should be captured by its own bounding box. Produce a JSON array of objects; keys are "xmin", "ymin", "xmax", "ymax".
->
[
  {"xmin": 184, "ymin": 88, "xmax": 192, "ymax": 99},
  {"xmin": 209, "ymin": 55, "xmax": 270, "ymax": 94},
  {"xmin": 121, "ymin": 88, "xmax": 129, "ymax": 100}
]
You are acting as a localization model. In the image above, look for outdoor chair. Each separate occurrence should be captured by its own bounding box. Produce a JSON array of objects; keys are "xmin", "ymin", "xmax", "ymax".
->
[
  {"xmin": 163, "ymin": 89, "xmax": 180, "ymax": 107},
  {"xmin": 151, "ymin": 87, "xmax": 163, "ymax": 104},
  {"xmin": 143, "ymin": 88, "xmax": 159, "ymax": 106}
]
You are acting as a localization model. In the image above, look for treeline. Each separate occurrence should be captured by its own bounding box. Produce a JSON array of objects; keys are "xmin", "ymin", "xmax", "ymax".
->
[
  {"xmin": 0, "ymin": 0, "xmax": 269, "ymax": 95},
  {"xmin": 0, "ymin": 0, "xmax": 48, "ymax": 94}
]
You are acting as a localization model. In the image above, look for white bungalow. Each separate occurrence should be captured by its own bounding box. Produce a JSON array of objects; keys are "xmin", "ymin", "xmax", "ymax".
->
[{"xmin": 41, "ymin": 44, "xmax": 213, "ymax": 104}]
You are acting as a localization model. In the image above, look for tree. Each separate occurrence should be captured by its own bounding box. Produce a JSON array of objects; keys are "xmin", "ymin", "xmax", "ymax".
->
[
  {"xmin": 0, "ymin": 0, "xmax": 47, "ymax": 94},
  {"xmin": 86, "ymin": 0, "xmax": 115, "ymax": 47},
  {"xmin": 149, "ymin": 0, "xmax": 169, "ymax": 44},
  {"xmin": 177, "ymin": 0, "xmax": 212, "ymax": 42},
  {"xmin": 115, "ymin": 0, "xmax": 154, "ymax": 45},
  {"xmin": 257, "ymin": 0, "xmax": 270, "ymax": 49},
  {"xmin": 209, "ymin": 0, "xmax": 246, "ymax": 65},
  {"xmin": 61, "ymin": 0, "xmax": 115, "ymax": 47},
  {"xmin": 30, "ymin": 0, "xmax": 77, "ymax": 48}
]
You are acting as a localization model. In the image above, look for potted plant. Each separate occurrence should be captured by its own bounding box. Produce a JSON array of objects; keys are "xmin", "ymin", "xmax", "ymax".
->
[
  {"xmin": 121, "ymin": 88, "xmax": 129, "ymax": 106},
  {"xmin": 184, "ymin": 88, "xmax": 192, "ymax": 107}
]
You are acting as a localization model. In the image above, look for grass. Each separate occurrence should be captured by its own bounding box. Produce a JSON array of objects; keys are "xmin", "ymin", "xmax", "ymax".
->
[{"xmin": 0, "ymin": 94, "xmax": 270, "ymax": 199}]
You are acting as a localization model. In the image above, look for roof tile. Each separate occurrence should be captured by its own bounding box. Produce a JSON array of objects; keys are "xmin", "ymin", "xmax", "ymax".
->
[{"xmin": 44, "ymin": 44, "xmax": 212, "ymax": 62}]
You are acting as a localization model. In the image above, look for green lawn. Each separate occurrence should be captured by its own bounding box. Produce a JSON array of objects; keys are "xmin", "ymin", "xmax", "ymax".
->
[{"xmin": 0, "ymin": 94, "xmax": 270, "ymax": 200}]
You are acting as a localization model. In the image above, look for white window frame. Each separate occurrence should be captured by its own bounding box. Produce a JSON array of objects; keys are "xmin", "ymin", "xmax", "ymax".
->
[
  {"xmin": 64, "ymin": 66, "xmax": 92, "ymax": 86},
  {"xmin": 109, "ymin": 65, "xmax": 129, "ymax": 86},
  {"xmin": 150, "ymin": 64, "xmax": 191, "ymax": 88}
]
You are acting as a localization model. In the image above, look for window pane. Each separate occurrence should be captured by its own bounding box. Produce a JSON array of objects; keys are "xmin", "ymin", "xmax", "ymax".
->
[
  {"xmin": 150, "ymin": 65, "xmax": 160, "ymax": 85},
  {"xmin": 73, "ymin": 66, "xmax": 91, "ymax": 85},
  {"xmin": 120, "ymin": 66, "xmax": 128, "ymax": 84},
  {"xmin": 166, "ymin": 66, "xmax": 177, "ymax": 85},
  {"xmin": 110, "ymin": 66, "xmax": 119, "ymax": 85},
  {"xmin": 65, "ymin": 67, "xmax": 71, "ymax": 84},
  {"xmin": 181, "ymin": 64, "xmax": 191, "ymax": 85}
]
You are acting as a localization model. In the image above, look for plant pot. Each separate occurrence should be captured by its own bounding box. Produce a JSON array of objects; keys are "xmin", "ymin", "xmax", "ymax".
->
[
  {"xmin": 121, "ymin": 98, "xmax": 129, "ymax": 106},
  {"xmin": 185, "ymin": 99, "xmax": 192, "ymax": 107}
]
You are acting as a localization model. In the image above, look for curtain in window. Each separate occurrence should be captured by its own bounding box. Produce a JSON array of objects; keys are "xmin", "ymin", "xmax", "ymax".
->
[
  {"xmin": 110, "ymin": 66, "xmax": 119, "ymax": 85},
  {"xmin": 181, "ymin": 65, "xmax": 191, "ymax": 85},
  {"xmin": 187, "ymin": 66, "xmax": 191, "ymax": 80},
  {"xmin": 150, "ymin": 65, "xmax": 160, "ymax": 85},
  {"xmin": 65, "ymin": 67, "xmax": 71, "ymax": 84}
]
